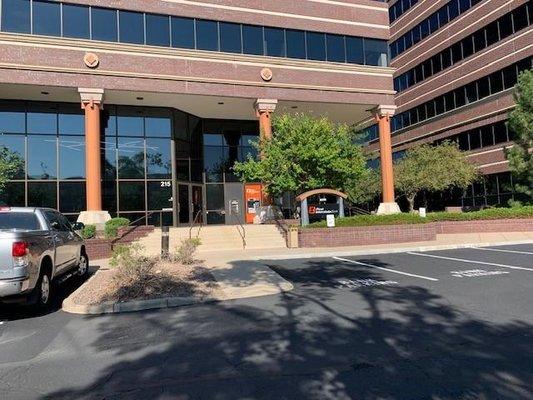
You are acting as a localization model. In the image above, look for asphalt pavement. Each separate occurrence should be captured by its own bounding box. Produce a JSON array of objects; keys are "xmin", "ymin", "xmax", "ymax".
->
[{"xmin": 0, "ymin": 244, "xmax": 532, "ymax": 399}]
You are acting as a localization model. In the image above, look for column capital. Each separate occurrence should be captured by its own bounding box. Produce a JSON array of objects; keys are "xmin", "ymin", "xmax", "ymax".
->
[
  {"xmin": 78, "ymin": 88, "xmax": 105, "ymax": 109},
  {"xmin": 373, "ymin": 105, "xmax": 397, "ymax": 120},
  {"xmin": 254, "ymin": 99, "xmax": 278, "ymax": 115}
]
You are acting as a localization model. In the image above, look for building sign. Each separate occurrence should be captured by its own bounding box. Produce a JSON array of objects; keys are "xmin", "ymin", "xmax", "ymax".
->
[{"xmin": 308, "ymin": 203, "xmax": 339, "ymax": 222}]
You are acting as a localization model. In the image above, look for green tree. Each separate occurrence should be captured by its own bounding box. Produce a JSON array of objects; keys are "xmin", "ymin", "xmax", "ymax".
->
[
  {"xmin": 345, "ymin": 167, "xmax": 381, "ymax": 206},
  {"xmin": 507, "ymin": 69, "xmax": 533, "ymax": 204},
  {"xmin": 0, "ymin": 145, "xmax": 24, "ymax": 196},
  {"xmin": 394, "ymin": 142, "xmax": 478, "ymax": 212},
  {"xmin": 233, "ymin": 113, "xmax": 368, "ymax": 197}
]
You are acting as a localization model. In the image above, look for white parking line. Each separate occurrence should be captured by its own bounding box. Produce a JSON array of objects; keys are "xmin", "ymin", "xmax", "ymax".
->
[
  {"xmin": 474, "ymin": 247, "xmax": 533, "ymax": 255},
  {"xmin": 333, "ymin": 257, "xmax": 439, "ymax": 281},
  {"xmin": 407, "ymin": 252, "xmax": 533, "ymax": 271}
]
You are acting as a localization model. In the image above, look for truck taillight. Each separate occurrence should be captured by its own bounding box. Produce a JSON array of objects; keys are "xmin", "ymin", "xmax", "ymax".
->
[{"xmin": 12, "ymin": 241, "xmax": 29, "ymax": 257}]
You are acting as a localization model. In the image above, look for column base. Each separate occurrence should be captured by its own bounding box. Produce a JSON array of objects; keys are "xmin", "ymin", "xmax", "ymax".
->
[
  {"xmin": 376, "ymin": 202, "xmax": 401, "ymax": 215},
  {"xmin": 77, "ymin": 211, "xmax": 112, "ymax": 230}
]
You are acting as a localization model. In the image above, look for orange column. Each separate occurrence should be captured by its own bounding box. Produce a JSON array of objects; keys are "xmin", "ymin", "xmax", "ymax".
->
[
  {"xmin": 377, "ymin": 114, "xmax": 395, "ymax": 203},
  {"xmin": 81, "ymin": 99, "xmax": 102, "ymax": 211},
  {"xmin": 258, "ymin": 110, "xmax": 273, "ymax": 141}
]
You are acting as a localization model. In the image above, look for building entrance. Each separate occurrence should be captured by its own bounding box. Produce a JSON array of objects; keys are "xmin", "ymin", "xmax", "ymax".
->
[{"xmin": 176, "ymin": 183, "xmax": 204, "ymax": 226}]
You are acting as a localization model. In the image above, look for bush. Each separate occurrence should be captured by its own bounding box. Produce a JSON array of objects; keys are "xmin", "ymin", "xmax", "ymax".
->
[
  {"xmin": 81, "ymin": 224, "xmax": 96, "ymax": 239},
  {"xmin": 175, "ymin": 238, "xmax": 201, "ymax": 265},
  {"xmin": 105, "ymin": 217, "xmax": 130, "ymax": 238},
  {"xmin": 306, "ymin": 206, "xmax": 533, "ymax": 228}
]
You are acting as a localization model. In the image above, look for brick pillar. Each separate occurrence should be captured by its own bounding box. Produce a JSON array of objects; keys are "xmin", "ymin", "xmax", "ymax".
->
[
  {"xmin": 254, "ymin": 99, "xmax": 278, "ymax": 142},
  {"xmin": 374, "ymin": 105, "xmax": 401, "ymax": 215}
]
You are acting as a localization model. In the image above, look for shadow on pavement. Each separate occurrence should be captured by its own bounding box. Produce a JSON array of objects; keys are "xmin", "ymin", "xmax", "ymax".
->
[{"xmin": 42, "ymin": 258, "xmax": 533, "ymax": 399}]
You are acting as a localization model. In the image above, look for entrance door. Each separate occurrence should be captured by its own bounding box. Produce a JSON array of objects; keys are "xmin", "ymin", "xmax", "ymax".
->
[
  {"xmin": 178, "ymin": 184, "xmax": 190, "ymax": 225},
  {"xmin": 177, "ymin": 184, "xmax": 204, "ymax": 225},
  {"xmin": 191, "ymin": 185, "xmax": 204, "ymax": 224}
]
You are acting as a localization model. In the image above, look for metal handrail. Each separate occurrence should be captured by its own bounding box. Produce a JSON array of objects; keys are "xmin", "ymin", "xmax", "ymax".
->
[
  {"xmin": 231, "ymin": 212, "xmax": 246, "ymax": 249},
  {"xmin": 189, "ymin": 209, "xmax": 204, "ymax": 239},
  {"xmin": 348, "ymin": 205, "xmax": 371, "ymax": 216}
]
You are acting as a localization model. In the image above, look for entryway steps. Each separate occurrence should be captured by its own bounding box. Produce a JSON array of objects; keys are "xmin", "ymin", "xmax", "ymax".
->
[{"xmin": 134, "ymin": 224, "xmax": 287, "ymax": 254}]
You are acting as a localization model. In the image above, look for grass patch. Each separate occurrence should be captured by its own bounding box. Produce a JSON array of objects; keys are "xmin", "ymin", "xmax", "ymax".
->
[{"xmin": 306, "ymin": 206, "xmax": 533, "ymax": 229}]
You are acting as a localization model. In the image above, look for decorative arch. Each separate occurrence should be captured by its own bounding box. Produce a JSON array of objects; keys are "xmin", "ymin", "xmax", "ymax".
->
[{"xmin": 296, "ymin": 188, "xmax": 348, "ymax": 202}]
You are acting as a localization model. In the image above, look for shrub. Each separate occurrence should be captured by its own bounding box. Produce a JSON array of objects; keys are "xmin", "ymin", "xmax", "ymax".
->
[
  {"xmin": 105, "ymin": 217, "xmax": 130, "ymax": 238},
  {"xmin": 175, "ymin": 238, "xmax": 201, "ymax": 265},
  {"xmin": 81, "ymin": 224, "xmax": 96, "ymax": 239}
]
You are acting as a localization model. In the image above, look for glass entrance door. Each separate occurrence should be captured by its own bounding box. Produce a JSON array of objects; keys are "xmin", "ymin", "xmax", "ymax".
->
[
  {"xmin": 178, "ymin": 184, "xmax": 190, "ymax": 225},
  {"xmin": 177, "ymin": 184, "xmax": 204, "ymax": 225}
]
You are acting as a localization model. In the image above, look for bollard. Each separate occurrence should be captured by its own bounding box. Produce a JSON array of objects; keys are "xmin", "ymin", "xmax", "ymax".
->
[{"xmin": 161, "ymin": 226, "xmax": 170, "ymax": 259}]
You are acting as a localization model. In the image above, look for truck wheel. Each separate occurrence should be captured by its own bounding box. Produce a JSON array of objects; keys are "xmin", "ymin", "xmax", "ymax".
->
[
  {"xmin": 77, "ymin": 252, "xmax": 89, "ymax": 279},
  {"xmin": 33, "ymin": 270, "xmax": 52, "ymax": 308}
]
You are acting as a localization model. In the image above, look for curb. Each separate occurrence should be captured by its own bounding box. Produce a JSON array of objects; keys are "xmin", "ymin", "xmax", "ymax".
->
[
  {"xmin": 253, "ymin": 239, "xmax": 533, "ymax": 261},
  {"xmin": 62, "ymin": 271, "xmax": 218, "ymax": 315}
]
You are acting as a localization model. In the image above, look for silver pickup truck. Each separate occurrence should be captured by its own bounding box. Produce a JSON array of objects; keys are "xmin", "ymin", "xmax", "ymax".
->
[{"xmin": 0, "ymin": 207, "xmax": 88, "ymax": 307}]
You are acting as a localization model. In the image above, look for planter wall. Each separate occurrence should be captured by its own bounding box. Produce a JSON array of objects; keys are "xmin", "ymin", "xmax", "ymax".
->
[
  {"xmin": 85, "ymin": 225, "xmax": 155, "ymax": 260},
  {"xmin": 435, "ymin": 218, "xmax": 533, "ymax": 234}
]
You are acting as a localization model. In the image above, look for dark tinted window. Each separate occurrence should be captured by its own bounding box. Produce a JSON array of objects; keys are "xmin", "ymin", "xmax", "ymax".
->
[
  {"xmin": 196, "ymin": 20, "xmax": 218, "ymax": 51},
  {"xmin": 119, "ymin": 11, "xmax": 144, "ymax": 44},
  {"xmin": 286, "ymin": 30, "xmax": 306, "ymax": 59},
  {"xmin": 0, "ymin": 212, "xmax": 40, "ymax": 230},
  {"xmin": 92, "ymin": 8, "xmax": 117, "ymax": 42},
  {"xmin": 307, "ymin": 32, "xmax": 326, "ymax": 61},
  {"xmin": 171, "ymin": 17, "xmax": 194, "ymax": 49},
  {"xmin": 242, "ymin": 25, "xmax": 263, "ymax": 55},
  {"xmin": 499, "ymin": 13, "xmax": 513, "ymax": 38},
  {"xmin": 326, "ymin": 34, "xmax": 345, "ymax": 62},
  {"xmin": 346, "ymin": 36, "xmax": 364, "ymax": 64},
  {"xmin": 2, "ymin": 0, "xmax": 31, "ymax": 33},
  {"xmin": 28, "ymin": 182, "xmax": 57, "ymax": 208},
  {"xmin": 220, "ymin": 22, "xmax": 242, "ymax": 53},
  {"xmin": 264, "ymin": 27, "xmax": 285, "ymax": 57},
  {"xmin": 485, "ymin": 21, "xmax": 499, "ymax": 46},
  {"xmin": 146, "ymin": 14, "xmax": 170, "ymax": 46},
  {"xmin": 465, "ymin": 81, "xmax": 477, "ymax": 104},
  {"xmin": 365, "ymin": 39, "xmax": 388, "ymax": 66},
  {"xmin": 62, "ymin": 4, "xmax": 89, "ymax": 39},
  {"xmin": 59, "ymin": 136, "xmax": 85, "ymax": 179},
  {"xmin": 33, "ymin": 0, "xmax": 60, "ymax": 36}
]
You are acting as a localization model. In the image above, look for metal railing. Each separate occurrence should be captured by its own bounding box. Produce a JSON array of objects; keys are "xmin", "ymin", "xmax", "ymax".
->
[
  {"xmin": 231, "ymin": 212, "xmax": 246, "ymax": 249},
  {"xmin": 189, "ymin": 209, "xmax": 204, "ymax": 239}
]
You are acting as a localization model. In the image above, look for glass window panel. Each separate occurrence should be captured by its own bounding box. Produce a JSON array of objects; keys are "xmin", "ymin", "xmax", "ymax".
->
[
  {"xmin": 477, "ymin": 76, "xmax": 490, "ymax": 99},
  {"xmin": 465, "ymin": 81, "xmax": 477, "ymax": 104},
  {"xmin": 203, "ymin": 134, "xmax": 223, "ymax": 146},
  {"xmin": 103, "ymin": 180, "xmax": 117, "ymax": 214},
  {"xmin": 117, "ymin": 112, "xmax": 144, "ymax": 136},
  {"xmin": 469, "ymin": 130, "xmax": 481, "ymax": 150},
  {"xmin": 2, "ymin": 0, "xmax": 31, "ymax": 33},
  {"xmin": 431, "ymin": 54, "xmax": 442, "ymax": 75},
  {"xmin": 264, "ymin": 27, "xmax": 285, "ymax": 57},
  {"xmin": 147, "ymin": 181, "xmax": 172, "ymax": 210},
  {"xmin": 448, "ymin": 0, "xmax": 460, "ymax": 20},
  {"xmin": 438, "ymin": 7, "xmax": 449, "ymax": 26},
  {"xmin": 473, "ymin": 29, "xmax": 486, "ymax": 52},
  {"xmin": 59, "ymin": 136, "xmax": 85, "ymax": 179},
  {"xmin": 462, "ymin": 36, "xmax": 474, "ymax": 59},
  {"xmin": 489, "ymin": 70, "xmax": 503, "ymax": 94},
  {"xmin": 286, "ymin": 30, "xmax": 306, "ymax": 59},
  {"xmin": 219, "ymin": 22, "xmax": 242, "ymax": 53},
  {"xmin": 28, "ymin": 136, "xmax": 56, "ymax": 180},
  {"xmin": 0, "ymin": 135, "xmax": 25, "ymax": 179},
  {"xmin": 242, "ymin": 25, "xmax": 263, "ymax": 55},
  {"xmin": 480, "ymin": 125, "xmax": 494, "ymax": 147},
  {"xmin": 485, "ymin": 174, "xmax": 498, "ymax": 195},
  {"xmin": 429, "ymin": 13, "xmax": 439, "ymax": 33},
  {"xmin": 62, "ymin": 4, "xmax": 89, "ymax": 39},
  {"xmin": 435, "ymin": 96, "xmax": 445, "ymax": 114},
  {"xmin": 455, "ymin": 87, "xmax": 466, "ymax": 108},
  {"xmin": 459, "ymin": 0, "xmax": 470, "ymax": 13},
  {"xmin": 346, "ymin": 37, "xmax": 364, "ymax": 64},
  {"xmin": 502, "ymin": 64, "xmax": 518, "ymax": 89},
  {"xmin": 364, "ymin": 39, "xmax": 388, "ymax": 66},
  {"xmin": 196, "ymin": 20, "xmax": 218, "ymax": 51},
  {"xmin": 494, "ymin": 122, "xmax": 508, "ymax": 143},
  {"xmin": 145, "ymin": 116, "xmax": 171, "ymax": 138},
  {"xmin": 58, "ymin": 105, "xmax": 84, "ymax": 135},
  {"xmin": 326, "ymin": 34, "xmax": 345, "ymax": 62},
  {"xmin": 307, "ymin": 32, "xmax": 326, "ymax": 61},
  {"xmin": 0, "ymin": 103, "xmax": 25, "ymax": 133},
  {"xmin": 176, "ymin": 159, "xmax": 189, "ymax": 181},
  {"xmin": 59, "ymin": 182, "xmax": 85, "ymax": 213},
  {"xmin": 444, "ymin": 92, "xmax": 455, "ymax": 111},
  {"xmin": 441, "ymin": 48, "xmax": 452, "ymax": 69},
  {"xmin": 119, "ymin": 10, "xmax": 144, "ymax": 44},
  {"xmin": 91, "ymin": 7, "xmax": 117, "ymax": 42},
  {"xmin": 417, "ymin": 103, "xmax": 427, "ymax": 121},
  {"xmin": 118, "ymin": 138, "xmax": 145, "ymax": 179},
  {"xmin": 32, "ymin": 0, "xmax": 60, "ymax": 36},
  {"xmin": 102, "ymin": 135, "xmax": 117, "ymax": 180},
  {"xmin": 422, "ymin": 60, "xmax": 432, "ymax": 79},
  {"xmin": 203, "ymin": 145, "xmax": 224, "ymax": 182},
  {"xmin": 146, "ymin": 138, "xmax": 171, "ymax": 179},
  {"xmin": 426, "ymin": 101, "xmax": 436, "ymax": 119},
  {"xmin": 190, "ymin": 159, "xmax": 202, "ymax": 182},
  {"xmin": 27, "ymin": 103, "xmax": 57, "ymax": 134},
  {"xmin": 513, "ymin": 5, "xmax": 529, "ymax": 32},
  {"xmin": 0, "ymin": 182, "xmax": 25, "ymax": 206},
  {"xmin": 458, "ymin": 133, "xmax": 470, "ymax": 150},
  {"xmin": 28, "ymin": 182, "xmax": 56, "ymax": 208},
  {"xmin": 485, "ymin": 21, "xmax": 499, "ymax": 46},
  {"xmin": 146, "ymin": 14, "xmax": 170, "ymax": 47},
  {"xmin": 412, "ymin": 25, "xmax": 421, "ymax": 44},
  {"xmin": 118, "ymin": 182, "xmax": 145, "ymax": 211},
  {"xmin": 420, "ymin": 19, "xmax": 430, "ymax": 39},
  {"xmin": 498, "ymin": 13, "xmax": 513, "ymax": 38},
  {"xmin": 206, "ymin": 184, "xmax": 224, "ymax": 210},
  {"xmin": 451, "ymin": 42, "xmax": 462, "ymax": 64},
  {"xmin": 171, "ymin": 17, "xmax": 194, "ymax": 49}
]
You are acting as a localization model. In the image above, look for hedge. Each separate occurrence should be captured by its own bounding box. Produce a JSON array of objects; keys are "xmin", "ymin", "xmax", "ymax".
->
[
  {"xmin": 105, "ymin": 217, "xmax": 131, "ymax": 238},
  {"xmin": 306, "ymin": 206, "xmax": 533, "ymax": 229}
]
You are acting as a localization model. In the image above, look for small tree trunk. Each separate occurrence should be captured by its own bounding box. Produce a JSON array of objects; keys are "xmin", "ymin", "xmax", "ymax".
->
[{"xmin": 407, "ymin": 194, "xmax": 416, "ymax": 213}]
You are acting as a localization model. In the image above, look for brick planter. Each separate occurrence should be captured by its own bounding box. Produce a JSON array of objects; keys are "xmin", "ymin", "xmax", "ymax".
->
[
  {"xmin": 435, "ymin": 218, "xmax": 533, "ymax": 234},
  {"xmin": 84, "ymin": 225, "xmax": 155, "ymax": 260}
]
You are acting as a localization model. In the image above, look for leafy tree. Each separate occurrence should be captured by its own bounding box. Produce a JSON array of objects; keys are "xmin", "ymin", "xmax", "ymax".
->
[
  {"xmin": 345, "ymin": 167, "xmax": 381, "ymax": 206},
  {"xmin": 507, "ymin": 69, "xmax": 533, "ymax": 204},
  {"xmin": 233, "ymin": 113, "xmax": 368, "ymax": 197},
  {"xmin": 394, "ymin": 141, "xmax": 478, "ymax": 212},
  {"xmin": 0, "ymin": 145, "xmax": 24, "ymax": 195}
]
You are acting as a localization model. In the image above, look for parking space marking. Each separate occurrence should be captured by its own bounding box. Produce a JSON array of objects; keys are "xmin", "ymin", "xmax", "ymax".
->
[
  {"xmin": 450, "ymin": 269, "xmax": 510, "ymax": 278},
  {"xmin": 407, "ymin": 252, "xmax": 533, "ymax": 272},
  {"xmin": 474, "ymin": 247, "xmax": 533, "ymax": 255},
  {"xmin": 332, "ymin": 257, "xmax": 439, "ymax": 281}
]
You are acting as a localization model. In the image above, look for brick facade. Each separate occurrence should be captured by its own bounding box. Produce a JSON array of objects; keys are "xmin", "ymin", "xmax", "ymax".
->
[{"xmin": 85, "ymin": 226, "xmax": 155, "ymax": 260}]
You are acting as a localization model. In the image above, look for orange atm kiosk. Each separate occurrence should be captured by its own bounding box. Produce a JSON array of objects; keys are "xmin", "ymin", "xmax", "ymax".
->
[{"xmin": 244, "ymin": 184, "xmax": 264, "ymax": 224}]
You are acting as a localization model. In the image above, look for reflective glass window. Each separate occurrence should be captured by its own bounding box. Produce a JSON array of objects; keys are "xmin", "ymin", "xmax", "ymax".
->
[
  {"xmin": 203, "ymin": 146, "xmax": 224, "ymax": 182},
  {"xmin": 220, "ymin": 22, "xmax": 242, "ymax": 53},
  {"xmin": 448, "ymin": 0, "xmax": 460, "ymax": 20},
  {"xmin": 171, "ymin": 17, "xmax": 194, "ymax": 49},
  {"xmin": 459, "ymin": 0, "xmax": 470, "ymax": 13},
  {"xmin": 146, "ymin": 14, "xmax": 170, "ymax": 47},
  {"xmin": 365, "ymin": 39, "xmax": 388, "ymax": 66},
  {"xmin": 58, "ymin": 105, "xmax": 84, "ymax": 135},
  {"xmin": 119, "ymin": 11, "xmax": 144, "ymax": 44},
  {"xmin": 2, "ymin": 0, "xmax": 31, "ymax": 33},
  {"xmin": 438, "ymin": 7, "xmax": 449, "ymax": 26},
  {"xmin": 264, "ymin": 27, "xmax": 285, "ymax": 57},
  {"xmin": 429, "ymin": 13, "xmax": 439, "ymax": 33},
  {"xmin": 117, "ymin": 112, "xmax": 144, "ymax": 137},
  {"xmin": 62, "ymin": 4, "xmax": 89, "ymax": 39},
  {"xmin": 307, "ymin": 32, "xmax": 326, "ymax": 61},
  {"xmin": 145, "ymin": 116, "xmax": 171, "ymax": 138},
  {"xmin": 27, "ymin": 104, "xmax": 57, "ymax": 134},
  {"xmin": 0, "ymin": 103, "xmax": 25, "ymax": 133},
  {"xmin": 59, "ymin": 136, "xmax": 85, "ymax": 179},
  {"xmin": 485, "ymin": 21, "xmax": 499, "ymax": 46},
  {"xmin": 28, "ymin": 135, "xmax": 56, "ymax": 180},
  {"xmin": 196, "ymin": 20, "xmax": 218, "ymax": 51},
  {"xmin": 33, "ymin": 0, "xmax": 60, "ymax": 36},
  {"xmin": 147, "ymin": 181, "xmax": 172, "ymax": 210},
  {"xmin": 146, "ymin": 138, "xmax": 171, "ymax": 179},
  {"xmin": 286, "ymin": 30, "xmax": 306, "ymax": 59},
  {"xmin": 242, "ymin": 25, "xmax": 263, "ymax": 55},
  {"xmin": 326, "ymin": 34, "xmax": 346, "ymax": 63},
  {"xmin": 28, "ymin": 182, "xmax": 56, "ymax": 208},
  {"xmin": 102, "ymin": 135, "xmax": 116, "ymax": 180},
  {"xmin": 346, "ymin": 37, "xmax": 364, "ymax": 64},
  {"xmin": 0, "ymin": 135, "xmax": 25, "ymax": 179},
  {"xmin": 119, "ymin": 182, "xmax": 145, "ymax": 211},
  {"xmin": 91, "ymin": 7, "xmax": 117, "ymax": 42},
  {"xmin": 59, "ymin": 182, "xmax": 85, "ymax": 213},
  {"xmin": 0, "ymin": 182, "xmax": 25, "ymax": 206},
  {"xmin": 118, "ymin": 138, "xmax": 145, "ymax": 179}
]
